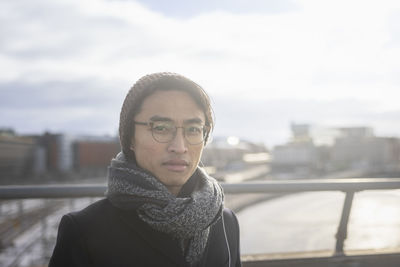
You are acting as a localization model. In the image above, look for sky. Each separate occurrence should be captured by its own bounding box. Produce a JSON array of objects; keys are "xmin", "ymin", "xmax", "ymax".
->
[{"xmin": 1, "ymin": 0, "xmax": 400, "ymax": 148}]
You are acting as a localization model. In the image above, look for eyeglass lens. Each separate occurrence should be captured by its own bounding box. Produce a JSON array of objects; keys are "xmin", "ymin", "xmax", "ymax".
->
[{"xmin": 151, "ymin": 121, "xmax": 205, "ymax": 144}]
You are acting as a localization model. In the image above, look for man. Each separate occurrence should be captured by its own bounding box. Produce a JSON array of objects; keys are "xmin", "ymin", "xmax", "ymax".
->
[{"xmin": 49, "ymin": 72, "xmax": 241, "ymax": 267}]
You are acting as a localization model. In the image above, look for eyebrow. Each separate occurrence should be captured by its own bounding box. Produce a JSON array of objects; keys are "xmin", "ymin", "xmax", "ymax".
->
[
  {"xmin": 149, "ymin": 115, "xmax": 173, "ymax": 122},
  {"xmin": 149, "ymin": 115, "xmax": 204, "ymax": 124}
]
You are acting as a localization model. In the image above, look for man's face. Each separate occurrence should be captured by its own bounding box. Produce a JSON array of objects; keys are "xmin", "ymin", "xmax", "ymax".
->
[{"xmin": 131, "ymin": 90, "xmax": 206, "ymax": 195}]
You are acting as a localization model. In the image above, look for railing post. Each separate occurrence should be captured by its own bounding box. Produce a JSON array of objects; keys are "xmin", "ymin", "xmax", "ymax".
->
[{"xmin": 335, "ymin": 191, "xmax": 355, "ymax": 255}]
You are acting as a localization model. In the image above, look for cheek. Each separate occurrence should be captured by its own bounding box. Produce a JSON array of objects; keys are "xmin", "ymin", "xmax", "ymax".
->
[
  {"xmin": 134, "ymin": 140, "xmax": 164, "ymax": 169},
  {"xmin": 190, "ymin": 145, "xmax": 204, "ymax": 162},
  {"xmin": 136, "ymin": 144, "xmax": 157, "ymax": 162},
  {"xmin": 132, "ymin": 133, "xmax": 157, "ymax": 158}
]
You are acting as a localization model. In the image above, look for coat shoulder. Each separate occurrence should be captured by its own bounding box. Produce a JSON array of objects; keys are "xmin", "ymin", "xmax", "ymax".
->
[
  {"xmin": 69, "ymin": 198, "xmax": 111, "ymax": 225},
  {"xmin": 48, "ymin": 200, "xmax": 112, "ymax": 267},
  {"xmin": 223, "ymin": 208, "xmax": 239, "ymax": 225}
]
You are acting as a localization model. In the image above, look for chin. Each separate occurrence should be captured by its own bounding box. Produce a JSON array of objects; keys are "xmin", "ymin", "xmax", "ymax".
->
[{"xmin": 165, "ymin": 175, "xmax": 190, "ymax": 186}]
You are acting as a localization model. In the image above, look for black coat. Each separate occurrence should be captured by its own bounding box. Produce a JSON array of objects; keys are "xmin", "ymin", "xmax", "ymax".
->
[{"xmin": 49, "ymin": 198, "xmax": 241, "ymax": 267}]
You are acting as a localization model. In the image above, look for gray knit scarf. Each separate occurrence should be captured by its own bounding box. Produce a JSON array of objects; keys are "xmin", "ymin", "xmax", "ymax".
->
[{"xmin": 106, "ymin": 152, "xmax": 224, "ymax": 266}]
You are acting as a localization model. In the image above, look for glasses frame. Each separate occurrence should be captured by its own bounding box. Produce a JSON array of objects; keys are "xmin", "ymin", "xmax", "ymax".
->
[{"xmin": 134, "ymin": 121, "xmax": 209, "ymax": 145}]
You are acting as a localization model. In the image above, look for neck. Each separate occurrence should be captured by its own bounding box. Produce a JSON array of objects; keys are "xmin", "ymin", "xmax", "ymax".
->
[{"xmin": 167, "ymin": 185, "xmax": 182, "ymax": 196}]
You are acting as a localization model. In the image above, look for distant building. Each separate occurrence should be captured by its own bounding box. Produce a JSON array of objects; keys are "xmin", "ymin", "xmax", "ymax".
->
[
  {"xmin": 201, "ymin": 136, "xmax": 269, "ymax": 174},
  {"xmin": 331, "ymin": 128, "xmax": 400, "ymax": 173},
  {"xmin": 271, "ymin": 124, "xmax": 322, "ymax": 173},
  {"xmin": 272, "ymin": 141, "xmax": 317, "ymax": 169},
  {"xmin": 73, "ymin": 136, "xmax": 120, "ymax": 176},
  {"xmin": 272, "ymin": 124, "xmax": 400, "ymax": 176},
  {"xmin": 0, "ymin": 129, "xmax": 36, "ymax": 181},
  {"xmin": 40, "ymin": 133, "xmax": 73, "ymax": 174},
  {"xmin": 0, "ymin": 130, "xmax": 121, "ymax": 182},
  {"xmin": 43, "ymin": 133, "xmax": 120, "ymax": 177}
]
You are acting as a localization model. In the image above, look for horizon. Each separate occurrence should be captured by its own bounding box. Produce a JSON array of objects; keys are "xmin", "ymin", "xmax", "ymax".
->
[{"xmin": 2, "ymin": 122, "xmax": 398, "ymax": 150}]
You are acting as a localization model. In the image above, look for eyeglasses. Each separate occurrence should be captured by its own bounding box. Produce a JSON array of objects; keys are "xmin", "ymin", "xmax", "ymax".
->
[{"xmin": 134, "ymin": 121, "xmax": 209, "ymax": 145}]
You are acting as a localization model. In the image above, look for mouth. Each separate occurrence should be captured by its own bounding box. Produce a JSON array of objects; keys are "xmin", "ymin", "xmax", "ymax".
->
[{"xmin": 162, "ymin": 159, "xmax": 189, "ymax": 172}]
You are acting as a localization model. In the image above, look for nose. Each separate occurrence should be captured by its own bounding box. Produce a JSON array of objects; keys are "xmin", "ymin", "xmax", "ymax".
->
[{"xmin": 167, "ymin": 128, "xmax": 188, "ymax": 154}]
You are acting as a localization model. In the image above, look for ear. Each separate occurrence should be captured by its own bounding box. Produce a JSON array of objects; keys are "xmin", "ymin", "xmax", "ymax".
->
[
  {"xmin": 130, "ymin": 137, "xmax": 135, "ymax": 151},
  {"xmin": 204, "ymin": 133, "xmax": 213, "ymax": 147},
  {"xmin": 130, "ymin": 140, "xmax": 135, "ymax": 151}
]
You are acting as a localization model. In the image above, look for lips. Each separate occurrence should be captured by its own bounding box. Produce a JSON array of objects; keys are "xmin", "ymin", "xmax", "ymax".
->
[{"xmin": 162, "ymin": 159, "xmax": 189, "ymax": 172}]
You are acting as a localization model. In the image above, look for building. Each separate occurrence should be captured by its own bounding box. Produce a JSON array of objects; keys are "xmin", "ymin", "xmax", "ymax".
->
[
  {"xmin": 331, "ymin": 128, "xmax": 400, "ymax": 173},
  {"xmin": 0, "ymin": 129, "xmax": 37, "ymax": 181},
  {"xmin": 271, "ymin": 124, "xmax": 322, "ymax": 173},
  {"xmin": 201, "ymin": 136, "xmax": 269, "ymax": 174},
  {"xmin": 0, "ymin": 130, "xmax": 121, "ymax": 182},
  {"xmin": 73, "ymin": 137, "xmax": 120, "ymax": 176},
  {"xmin": 272, "ymin": 124, "xmax": 400, "ymax": 176}
]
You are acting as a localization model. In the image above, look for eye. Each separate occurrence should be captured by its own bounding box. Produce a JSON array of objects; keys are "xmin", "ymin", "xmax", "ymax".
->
[
  {"xmin": 152, "ymin": 122, "xmax": 173, "ymax": 134},
  {"xmin": 186, "ymin": 125, "xmax": 202, "ymax": 135}
]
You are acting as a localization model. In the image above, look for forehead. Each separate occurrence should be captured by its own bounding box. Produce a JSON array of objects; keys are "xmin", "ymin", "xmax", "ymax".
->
[{"xmin": 136, "ymin": 90, "xmax": 205, "ymax": 122}]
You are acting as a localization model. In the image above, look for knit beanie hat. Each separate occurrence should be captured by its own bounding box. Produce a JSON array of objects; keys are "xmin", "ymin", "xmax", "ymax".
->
[{"xmin": 119, "ymin": 72, "xmax": 214, "ymax": 162}]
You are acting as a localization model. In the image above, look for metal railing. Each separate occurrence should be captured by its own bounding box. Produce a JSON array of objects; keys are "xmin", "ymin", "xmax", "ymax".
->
[{"xmin": 1, "ymin": 177, "xmax": 400, "ymax": 260}]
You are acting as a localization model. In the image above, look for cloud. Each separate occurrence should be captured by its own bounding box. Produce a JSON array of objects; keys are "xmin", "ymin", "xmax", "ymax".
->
[
  {"xmin": 0, "ymin": 80, "xmax": 124, "ymax": 109},
  {"xmin": 0, "ymin": 0, "xmax": 400, "ymax": 145},
  {"xmin": 134, "ymin": 0, "xmax": 300, "ymax": 18},
  {"xmin": 0, "ymin": 79, "xmax": 126, "ymax": 135}
]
